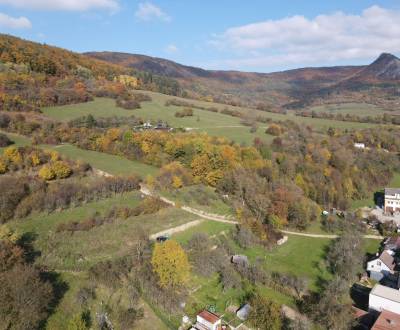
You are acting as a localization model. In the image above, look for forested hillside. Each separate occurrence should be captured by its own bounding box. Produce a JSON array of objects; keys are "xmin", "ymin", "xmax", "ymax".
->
[
  {"xmin": 0, "ymin": 34, "xmax": 182, "ymax": 113},
  {"xmin": 88, "ymin": 51, "xmax": 400, "ymax": 111}
]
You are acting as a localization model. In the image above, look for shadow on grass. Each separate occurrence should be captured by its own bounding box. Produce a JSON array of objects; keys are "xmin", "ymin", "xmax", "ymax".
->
[
  {"xmin": 19, "ymin": 232, "xmax": 69, "ymax": 330},
  {"xmin": 39, "ymin": 271, "xmax": 69, "ymax": 329},
  {"xmin": 19, "ymin": 231, "xmax": 40, "ymax": 263}
]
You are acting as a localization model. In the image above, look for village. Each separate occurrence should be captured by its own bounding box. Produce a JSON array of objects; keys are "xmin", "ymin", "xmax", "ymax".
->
[{"xmin": 178, "ymin": 186, "xmax": 400, "ymax": 330}]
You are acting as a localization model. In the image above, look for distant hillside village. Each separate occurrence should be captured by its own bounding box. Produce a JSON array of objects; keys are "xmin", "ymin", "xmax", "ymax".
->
[{"xmin": 351, "ymin": 187, "xmax": 400, "ymax": 329}]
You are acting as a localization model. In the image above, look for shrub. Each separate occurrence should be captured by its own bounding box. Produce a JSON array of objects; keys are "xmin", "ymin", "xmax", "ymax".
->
[
  {"xmin": 52, "ymin": 161, "xmax": 72, "ymax": 179},
  {"xmin": 174, "ymin": 108, "xmax": 193, "ymax": 118},
  {"xmin": 266, "ymin": 124, "xmax": 283, "ymax": 136},
  {"xmin": 38, "ymin": 164, "xmax": 56, "ymax": 181},
  {"xmin": 0, "ymin": 133, "xmax": 12, "ymax": 147}
]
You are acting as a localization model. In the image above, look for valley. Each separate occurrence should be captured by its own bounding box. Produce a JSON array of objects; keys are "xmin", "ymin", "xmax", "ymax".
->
[{"xmin": 0, "ymin": 30, "xmax": 400, "ymax": 330}]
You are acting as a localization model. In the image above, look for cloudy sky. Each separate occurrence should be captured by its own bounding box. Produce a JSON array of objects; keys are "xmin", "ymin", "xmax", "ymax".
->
[{"xmin": 0, "ymin": 0, "xmax": 399, "ymax": 72}]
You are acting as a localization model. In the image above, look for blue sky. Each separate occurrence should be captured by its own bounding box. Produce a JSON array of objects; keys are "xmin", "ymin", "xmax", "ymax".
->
[{"xmin": 0, "ymin": 0, "xmax": 400, "ymax": 72}]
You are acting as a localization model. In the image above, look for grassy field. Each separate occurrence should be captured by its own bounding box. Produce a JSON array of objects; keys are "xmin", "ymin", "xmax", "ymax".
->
[
  {"xmin": 42, "ymin": 92, "xmax": 377, "ymax": 147},
  {"xmin": 43, "ymin": 97, "xmax": 274, "ymax": 145},
  {"xmin": 0, "ymin": 130, "xmax": 31, "ymax": 153},
  {"xmin": 40, "ymin": 144, "xmax": 158, "ymax": 177},
  {"xmin": 307, "ymin": 103, "xmax": 387, "ymax": 116},
  {"xmin": 10, "ymin": 191, "xmax": 197, "ymax": 271}
]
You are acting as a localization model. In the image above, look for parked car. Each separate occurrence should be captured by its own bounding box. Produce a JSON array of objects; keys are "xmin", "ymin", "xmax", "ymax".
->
[{"xmin": 156, "ymin": 235, "xmax": 170, "ymax": 242}]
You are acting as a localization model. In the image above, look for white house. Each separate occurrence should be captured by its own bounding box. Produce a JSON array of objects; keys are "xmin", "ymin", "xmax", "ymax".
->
[
  {"xmin": 354, "ymin": 143, "xmax": 366, "ymax": 149},
  {"xmin": 384, "ymin": 188, "xmax": 400, "ymax": 214},
  {"xmin": 367, "ymin": 251, "xmax": 396, "ymax": 281},
  {"xmin": 369, "ymin": 284, "xmax": 400, "ymax": 314},
  {"xmin": 190, "ymin": 310, "xmax": 222, "ymax": 330}
]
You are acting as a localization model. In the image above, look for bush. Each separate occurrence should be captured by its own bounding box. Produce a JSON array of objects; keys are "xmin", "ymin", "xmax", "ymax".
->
[
  {"xmin": 0, "ymin": 133, "xmax": 12, "ymax": 147},
  {"xmin": 38, "ymin": 164, "xmax": 56, "ymax": 180},
  {"xmin": 175, "ymin": 108, "xmax": 193, "ymax": 118},
  {"xmin": 116, "ymin": 95, "xmax": 140, "ymax": 110},
  {"xmin": 266, "ymin": 124, "xmax": 283, "ymax": 136},
  {"xmin": 52, "ymin": 161, "xmax": 73, "ymax": 179}
]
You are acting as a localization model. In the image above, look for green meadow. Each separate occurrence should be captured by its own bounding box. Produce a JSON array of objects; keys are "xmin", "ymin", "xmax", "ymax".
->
[
  {"xmin": 42, "ymin": 92, "xmax": 377, "ymax": 147},
  {"xmin": 41, "ymin": 144, "xmax": 158, "ymax": 177}
]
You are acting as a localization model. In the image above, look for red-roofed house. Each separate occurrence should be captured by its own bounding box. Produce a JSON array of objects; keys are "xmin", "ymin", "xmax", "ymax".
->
[
  {"xmin": 371, "ymin": 309, "xmax": 400, "ymax": 330},
  {"xmin": 190, "ymin": 310, "xmax": 222, "ymax": 330}
]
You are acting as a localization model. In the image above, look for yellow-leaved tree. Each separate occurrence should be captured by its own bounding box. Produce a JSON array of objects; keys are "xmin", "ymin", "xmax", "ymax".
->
[
  {"xmin": 151, "ymin": 240, "xmax": 190, "ymax": 288},
  {"xmin": 0, "ymin": 158, "xmax": 7, "ymax": 174},
  {"xmin": 38, "ymin": 164, "xmax": 56, "ymax": 180},
  {"xmin": 52, "ymin": 161, "xmax": 72, "ymax": 179}
]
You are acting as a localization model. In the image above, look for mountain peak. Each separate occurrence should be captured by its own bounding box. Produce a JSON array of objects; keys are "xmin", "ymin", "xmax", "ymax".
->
[
  {"xmin": 361, "ymin": 52, "xmax": 400, "ymax": 80},
  {"xmin": 374, "ymin": 52, "xmax": 399, "ymax": 63}
]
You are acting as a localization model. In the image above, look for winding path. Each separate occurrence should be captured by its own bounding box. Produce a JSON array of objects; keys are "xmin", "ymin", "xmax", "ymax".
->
[
  {"xmin": 140, "ymin": 185, "xmax": 238, "ymax": 224},
  {"xmin": 280, "ymin": 230, "xmax": 383, "ymax": 240}
]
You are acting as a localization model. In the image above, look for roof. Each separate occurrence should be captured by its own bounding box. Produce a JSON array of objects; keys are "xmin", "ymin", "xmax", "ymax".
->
[
  {"xmin": 231, "ymin": 255, "xmax": 249, "ymax": 264},
  {"xmin": 385, "ymin": 188, "xmax": 400, "ymax": 196},
  {"xmin": 198, "ymin": 310, "xmax": 220, "ymax": 324},
  {"xmin": 372, "ymin": 310, "xmax": 400, "ymax": 330},
  {"xmin": 237, "ymin": 304, "xmax": 251, "ymax": 321},
  {"xmin": 385, "ymin": 236, "xmax": 400, "ymax": 248},
  {"xmin": 370, "ymin": 285, "xmax": 400, "ymax": 304},
  {"xmin": 379, "ymin": 251, "xmax": 396, "ymax": 271}
]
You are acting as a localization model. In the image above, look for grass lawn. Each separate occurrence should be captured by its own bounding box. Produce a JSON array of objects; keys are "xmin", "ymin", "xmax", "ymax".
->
[
  {"xmin": 364, "ymin": 238, "xmax": 381, "ymax": 255},
  {"xmin": 40, "ymin": 144, "xmax": 158, "ymax": 178},
  {"xmin": 307, "ymin": 103, "xmax": 387, "ymax": 116},
  {"xmin": 389, "ymin": 173, "xmax": 400, "ymax": 187},
  {"xmin": 0, "ymin": 130, "xmax": 31, "ymax": 153},
  {"xmin": 255, "ymin": 235, "xmax": 331, "ymax": 291}
]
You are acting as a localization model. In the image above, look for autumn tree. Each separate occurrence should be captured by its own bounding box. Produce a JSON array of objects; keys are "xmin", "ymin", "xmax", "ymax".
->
[
  {"xmin": 248, "ymin": 293, "xmax": 282, "ymax": 330},
  {"xmin": 266, "ymin": 124, "xmax": 283, "ymax": 136},
  {"xmin": 151, "ymin": 240, "xmax": 190, "ymax": 288},
  {"xmin": 0, "ymin": 264, "xmax": 53, "ymax": 329}
]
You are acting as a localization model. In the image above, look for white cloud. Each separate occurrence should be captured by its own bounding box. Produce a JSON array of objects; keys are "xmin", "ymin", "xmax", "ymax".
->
[
  {"xmin": 165, "ymin": 44, "xmax": 178, "ymax": 54},
  {"xmin": 135, "ymin": 2, "xmax": 170, "ymax": 22},
  {"xmin": 0, "ymin": 0, "xmax": 119, "ymax": 11},
  {"xmin": 0, "ymin": 13, "xmax": 31, "ymax": 29},
  {"xmin": 210, "ymin": 6, "xmax": 400, "ymax": 69}
]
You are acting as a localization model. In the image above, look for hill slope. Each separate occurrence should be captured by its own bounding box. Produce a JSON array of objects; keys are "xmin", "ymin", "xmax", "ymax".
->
[{"xmin": 87, "ymin": 51, "xmax": 400, "ymax": 111}]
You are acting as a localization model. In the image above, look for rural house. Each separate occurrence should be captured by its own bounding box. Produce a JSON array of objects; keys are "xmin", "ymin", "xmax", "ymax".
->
[
  {"xmin": 367, "ymin": 251, "xmax": 397, "ymax": 282},
  {"xmin": 369, "ymin": 284, "xmax": 400, "ymax": 314},
  {"xmin": 384, "ymin": 188, "xmax": 400, "ymax": 215},
  {"xmin": 190, "ymin": 310, "xmax": 222, "ymax": 330}
]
